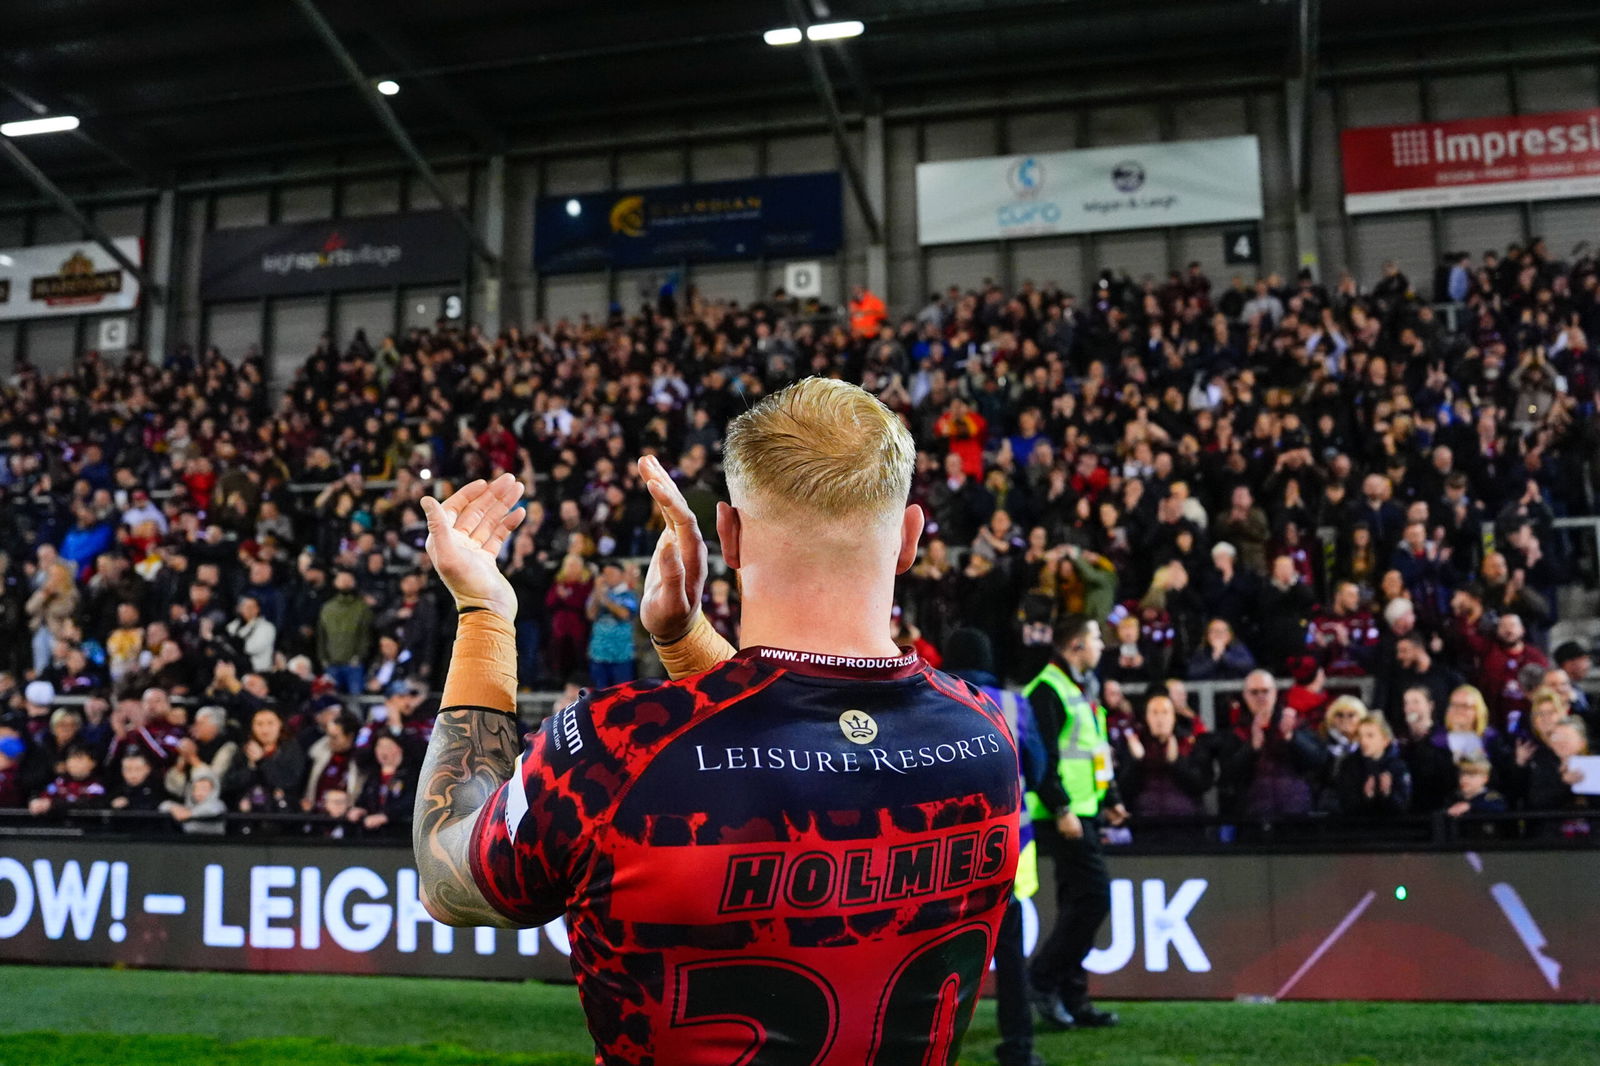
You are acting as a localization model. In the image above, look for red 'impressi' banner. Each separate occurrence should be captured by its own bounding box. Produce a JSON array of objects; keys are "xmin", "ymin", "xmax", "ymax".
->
[{"xmin": 1341, "ymin": 108, "xmax": 1600, "ymax": 214}]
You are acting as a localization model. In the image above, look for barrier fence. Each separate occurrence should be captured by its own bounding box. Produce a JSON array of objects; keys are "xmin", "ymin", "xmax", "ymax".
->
[
  {"xmin": 0, "ymin": 833, "xmax": 1594, "ymax": 999},
  {"xmin": 1117, "ymin": 677, "xmax": 1373, "ymax": 733}
]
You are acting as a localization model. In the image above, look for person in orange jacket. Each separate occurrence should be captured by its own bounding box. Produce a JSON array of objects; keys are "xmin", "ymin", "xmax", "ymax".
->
[
  {"xmin": 934, "ymin": 397, "xmax": 989, "ymax": 478},
  {"xmin": 849, "ymin": 284, "xmax": 887, "ymax": 339}
]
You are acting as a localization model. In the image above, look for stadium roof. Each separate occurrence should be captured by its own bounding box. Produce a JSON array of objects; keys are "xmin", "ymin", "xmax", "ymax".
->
[{"xmin": 1, "ymin": 0, "xmax": 1597, "ymax": 190}]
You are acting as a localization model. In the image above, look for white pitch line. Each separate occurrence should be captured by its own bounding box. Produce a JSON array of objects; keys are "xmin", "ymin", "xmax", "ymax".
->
[
  {"xmin": 142, "ymin": 894, "xmax": 187, "ymax": 915},
  {"xmin": 1273, "ymin": 890, "xmax": 1377, "ymax": 1001}
]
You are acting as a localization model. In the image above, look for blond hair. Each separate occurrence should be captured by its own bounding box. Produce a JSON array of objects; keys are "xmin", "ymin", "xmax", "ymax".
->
[
  {"xmin": 723, "ymin": 377, "xmax": 914, "ymax": 524},
  {"xmin": 1449, "ymin": 684, "xmax": 1489, "ymax": 735},
  {"xmin": 1323, "ymin": 695, "xmax": 1369, "ymax": 738},
  {"xmin": 1530, "ymin": 686, "xmax": 1570, "ymax": 717},
  {"xmin": 1357, "ymin": 711, "xmax": 1394, "ymax": 744}
]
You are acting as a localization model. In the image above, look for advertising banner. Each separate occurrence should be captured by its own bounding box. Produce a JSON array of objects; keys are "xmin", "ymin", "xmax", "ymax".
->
[
  {"xmin": 915, "ymin": 137, "xmax": 1263, "ymax": 246},
  {"xmin": 2, "ymin": 839, "xmax": 1597, "ymax": 1000},
  {"xmin": 1072, "ymin": 850, "xmax": 1599, "ymax": 1001},
  {"xmin": 535, "ymin": 172, "xmax": 842, "ymax": 274},
  {"xmin": 0, "ymin": 238, "xmax": 142, "ymax": 322},
  {"xmin": 1342, "ymin": 108, "xmax": 1600, "ymax": 213},
  {"xmin": 200, "ymin": 211, "xmax": 469, "ymax": 301},
  {"xmin": 0, "ymin": 840, "xmax": 572, "ymax": 980}
]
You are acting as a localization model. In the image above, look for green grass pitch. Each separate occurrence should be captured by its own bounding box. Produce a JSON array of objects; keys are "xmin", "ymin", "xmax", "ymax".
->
[{"xmin": 0, "ymin": 965, "xmax": 1594, "ymax": 1065}]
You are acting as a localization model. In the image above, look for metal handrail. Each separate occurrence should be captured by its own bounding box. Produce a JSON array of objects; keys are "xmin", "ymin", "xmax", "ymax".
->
[{"xmin": 1116, "ymin": 676, "xmax": 1375, "ymax": 732}]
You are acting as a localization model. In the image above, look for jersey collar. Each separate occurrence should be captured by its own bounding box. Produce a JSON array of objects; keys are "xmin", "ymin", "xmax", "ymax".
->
[{"xmin": 735, "ymin": 645, "xmax": 924, "ymax": 681}]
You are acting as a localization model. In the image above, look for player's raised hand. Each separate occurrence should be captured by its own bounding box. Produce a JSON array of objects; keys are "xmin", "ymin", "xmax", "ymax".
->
[
  {"xmin": 639, "ymin": 454, "xmax": 708, "ymax": 643},
  {"xmin": 422, "ymin": 472, "xmax": 526, "ymax": 622}
]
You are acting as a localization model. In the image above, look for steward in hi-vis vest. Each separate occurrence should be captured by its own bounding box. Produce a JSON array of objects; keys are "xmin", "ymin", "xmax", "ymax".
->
[
  {"xmin": 1023, "ymin": 661, "xmax": 1113, "ymax": 820},
  {"xmin": 1022, "ymin": 614, "xmax": 1126, "ymax": 1033}
]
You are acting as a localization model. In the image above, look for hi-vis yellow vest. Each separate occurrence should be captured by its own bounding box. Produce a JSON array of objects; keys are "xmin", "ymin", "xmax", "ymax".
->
[{"xmin": 1023, "ymin": 663, "xmax": 1112, "ymax": 819}]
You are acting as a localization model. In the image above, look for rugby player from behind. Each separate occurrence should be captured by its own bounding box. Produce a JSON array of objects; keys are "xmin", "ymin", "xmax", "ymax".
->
[{"xmin": 413, "ymin": 377, "xmax": 1021, "ymax": 1064}]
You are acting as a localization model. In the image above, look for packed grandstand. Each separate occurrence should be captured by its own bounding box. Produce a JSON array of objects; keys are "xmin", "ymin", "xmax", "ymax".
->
[{"xmin": 1, "ymin": 241, "xmax": 1596, "ymax": 839}]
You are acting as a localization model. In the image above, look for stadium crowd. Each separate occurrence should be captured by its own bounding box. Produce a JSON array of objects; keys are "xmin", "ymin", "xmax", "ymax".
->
[{"xmin": 0, "ymin": 237, "xmax": 1596, "ymax": 838}]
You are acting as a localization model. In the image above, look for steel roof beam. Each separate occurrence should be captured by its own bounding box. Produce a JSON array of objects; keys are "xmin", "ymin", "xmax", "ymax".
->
[
  {"xmin": 784, "ymin": 0, "xmax": 883, "ymax": 244},
  {"xmin": 345, "ymin": 2, "xmax": 506, "ymax": 155},
  {"xmin": 0, "ymin": 134, "xmax": 159, "ymax": 297},
  {"xmin": 289, "ymin": 0, "xmax": 499, "ymax": 275},
  {"xmin": 1295, "ymin": 0, "xmax": 1320, "ymax": 213}
]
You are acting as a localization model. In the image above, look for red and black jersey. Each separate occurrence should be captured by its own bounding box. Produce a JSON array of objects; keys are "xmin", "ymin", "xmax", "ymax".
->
[
  {"xmin": 1479, "ymin": 643, "xmax": 1550, "ymax": 733},
  {"xmin": 1116, "ymin": 600, "xmax": 1176, "ymax": 647},
  {"xmin": 40, "ymin": 773, "xmax": 108, "ymax": 809},
  {"xmin": 469, "ymin": 645, "xmax": 1021, "ymax": 1066},
  {"xmin": 106, "ymin": 722, "xmax": 185, "ymax": 769},
  {"xmin": 1305, "ymin": 608, "xmax": 1380, "ymax": 677},
  {"xmin": 311, "ymin": 749, "xmax": 356, "ymax": 805}
]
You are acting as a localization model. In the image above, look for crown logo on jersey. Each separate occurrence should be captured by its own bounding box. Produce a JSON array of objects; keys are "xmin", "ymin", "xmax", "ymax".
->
[{"xmin": 839, "ymin": 710, "xmax": 878, "ymax": 745}]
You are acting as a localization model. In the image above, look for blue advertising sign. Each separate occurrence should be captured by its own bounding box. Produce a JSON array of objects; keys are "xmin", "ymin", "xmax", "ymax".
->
[{"xmin": 535, "ymin": 172, "xmax": 842, "ymax": 274}]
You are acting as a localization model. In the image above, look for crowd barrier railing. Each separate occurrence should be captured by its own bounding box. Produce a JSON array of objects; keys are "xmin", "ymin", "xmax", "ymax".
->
[{"xmin": 1115, "ymin": 676, "xmax": 1374, "ymax": 732}]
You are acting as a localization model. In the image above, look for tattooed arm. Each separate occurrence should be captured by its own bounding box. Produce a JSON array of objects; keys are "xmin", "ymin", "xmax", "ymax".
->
[
  {"xmin": 413, "ymin": 643, "xmax": 521, "ymax": 927},
  {"xmin": 411, "ymin": 474, "xmax": 527, "ymax": 926}
]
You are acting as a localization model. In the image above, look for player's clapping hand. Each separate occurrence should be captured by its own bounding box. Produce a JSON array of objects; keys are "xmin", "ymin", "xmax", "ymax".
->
[
  {"xmin": 638, "ymin": 455, "xmax": 709, "ymax": 643},
  {"xmin": 421, "ymin": 473, "xmax": 526, "ymax": 623}
]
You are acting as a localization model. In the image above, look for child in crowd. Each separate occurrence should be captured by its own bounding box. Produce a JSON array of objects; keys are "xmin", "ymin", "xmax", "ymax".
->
[
  {"xmin": 1445, "ymin": 757, "xmax": 1508, "ymax": 837},
  {"xmin": 316, "ymin": 787, "xmax": 354, "ymax": 839},
  {"xmin": 27, "ymin": 743, "xmax": 108, "ymax": 815},
  {"xmin": 109, "ymin": 748, "xmax": 167, "ymax": 813},
  {"xmin": 160, "ymin": 768, "xmax": 226, "ymax": 834}
]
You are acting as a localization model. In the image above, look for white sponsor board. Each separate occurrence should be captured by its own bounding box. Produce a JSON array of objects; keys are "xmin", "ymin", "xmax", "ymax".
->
[
  {"xmin": 916, "ymin": 136, "xmax": 1263, "ymax": 245},
  {"xmin": 0, "ymin": 238, "xmax": 143, "ymax": 321}
]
